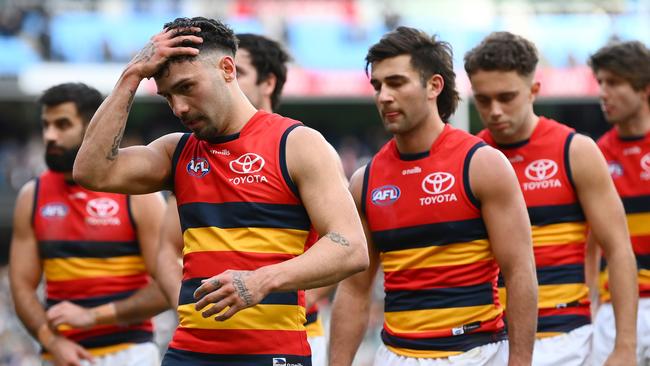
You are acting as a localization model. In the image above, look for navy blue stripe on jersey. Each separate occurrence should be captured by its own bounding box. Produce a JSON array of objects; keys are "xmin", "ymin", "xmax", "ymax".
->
[
  {"xmin": 381, "ymin": 328, "xmax": 507, "ymax": 352},
  {"xmin": 527, "ymin": 203, "xmax": 585, "ymax": 226},
  {"xmin": 360, "ymin": 161, "xmax": 372, "ymax": 218},
  {"xmin": 537, "ymin": 264, "xmax": 585, "ymax": 286},
  {"xmin": 75, "ymin": 329, "xmax": 153, "ymax": 350},
  {"xmin": 178, "ymin": 202, "xmax": 311, "ymax": 232},
  {"xmin": 162, "ymin": 348, "xmax": 312, "ymax": 366},
  {"xmin": 538, "ymin": 314, "xmax": 590, "ymax": 333},
  {"xmin": 305, "ymin": 311, "xmax": 318, "ymax": 325},
  {"xmin": 46, "ymin": 290, "xmax": 135, "ymax": 309},
  {"xmin": 564, "ymin": 133, "xmax": 577, "ymax": 191},
  {"xmin": 279, "ymin": 123, "xmax": 303, "ymax": 199},
  {"xmin": 372, "ymin": 218, "xmax": 488, "ymax": 252},
  {"xmin": 170, "ymin": 133, "xmax": 191, "ymax": 191},
  {"xmin": 384, "ymin": 283, "xmax": 494, "ymax": 312},
  {"xmin": 178, "ymin": 278, "xmax": 299, "ymax": 306},
  {"xmin": 463, "ymin": 142, "xmax": 486, "ymax": 210},
  {"xmin": 31, "ymin": 177, "xmax": 40, "ymax": 226},
  {"xmin": 621, "ymin": 195, "xmax": 650, "ymax": 214},
  {"xmin": 638, "ymin": 254, "xmax": 650, "ymax": 271},
  {"xmin": 39, "ymin": 240, "xmax": 140, "ymax": 259}
]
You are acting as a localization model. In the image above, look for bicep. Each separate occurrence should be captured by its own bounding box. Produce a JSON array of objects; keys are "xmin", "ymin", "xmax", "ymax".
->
[
  {"xmin": 9, "ymin": 182, "xmax": 42, "ymax": 291},
  {"xmin": 471, "ymin": 147, "xmax": 533, "ymax": 271},
  {"xmin": 131, "ymin": 192, "xmax": 166, "ymax": 274}
]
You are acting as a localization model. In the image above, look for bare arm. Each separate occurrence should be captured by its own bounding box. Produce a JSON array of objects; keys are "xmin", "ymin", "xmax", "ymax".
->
[
  {"xmin": 9, "ymin": 181, "xmax": 93, "ymax": 365},
  {"xmin": 47, "ymin": 192, "xmax": 170, "ymax": 327},
  {"xmin": 570, "ymin": 134, "xmax": 637, "ymax": 365},
  {"xmin": 193, "ymin": 127, "xmax": 369, "ymax": 320},
  {"xmin": 585, "ymin": 232, "xmax": 602, "ymax": 316},
  {"xmin": 329, "ymin": 166, "xmax": 381, "ymax": 366},
  {"xmin": 305, "ymin": 284, "xmax": 336, "ymax": 310},
  {"xmin": 156, "ymin": 195, "xmax": 184, "ymax": 308},
  {"xmin": 73, "ymin": 27, "xmax": 201, "ymax": 193},
  {"xmin": 471, "ymin": 147, "xmax": 537, "ymax": 366}
]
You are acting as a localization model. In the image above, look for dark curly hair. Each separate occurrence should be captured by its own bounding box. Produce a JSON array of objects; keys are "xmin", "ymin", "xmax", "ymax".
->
[
  {"xmin": 38, "ymin": 83, "xmax": 103, "ymax": 124},
  {"xmin": 589, "ymin": 41, "xmax": 650, "ymax": 96},
  {"xmin": 155, "ymin": 17, "xmax": 237, "ymax": 77},
  {"xmin": 366, "ymin": 26, "xmax": 460, "ymax": 122},
  {"xmin": 464, "ymin": 31, "xmax": 539, "ymax": 78},
  {"xmin": 236, "ymin": 33, "xmax": 291, "ymax": 111}
]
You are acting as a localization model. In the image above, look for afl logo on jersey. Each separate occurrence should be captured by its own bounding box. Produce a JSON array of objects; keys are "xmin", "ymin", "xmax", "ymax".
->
[
  {"xmin": 371, "ymin": 185, "xmax": 401, "ymax": 206},
  {"xmin": 607, "ymin": 161, "xmax": 623, "ymax": 179},
  {"xmin": 641, "ymin": 153, "xmax": 650, "ymax": 180},
  {"xmin": 229, "ymin": 153, "xmax": 265, "ymax": 174},
  {"xmin": 187, "ymin": 157, "xmax": 210, "ymax": 177},
  {"xmin": 40, "ymin": 203, "xmax": 68, "ymax": 218},
  {"xmin": 421, "ymin": 172, "xmax": 455, "ymax": 195}
]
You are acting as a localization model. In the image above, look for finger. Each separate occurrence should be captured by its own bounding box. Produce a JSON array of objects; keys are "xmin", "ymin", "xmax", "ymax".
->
[
  {"xmin": 215, "ymin": 304, "xmax": 241, "ymax": 321},
  {"xmin": 201, "ymin": 298, "xmax": 233, "ymax": 318},
  {"xmin": 194, "ymin": 278, "xmax": 222, "ymax": 300},
  {"xmin": 77, "ymin": 345, "xmax": 94, "ymax": 361},
  {"xmin": 167, "ymin": 35, "xmax": 203, "ymax": 46},
  {"xmin": 167, "ymin": 26, "xmax": 202, "ymax": 35},
  {"xmin": 162, "ymin": 46, "xmax": 200, "ymax": 58},
  {"xmin": 194, "ymin": 287, "xmax": 229, "ymax": 311}
]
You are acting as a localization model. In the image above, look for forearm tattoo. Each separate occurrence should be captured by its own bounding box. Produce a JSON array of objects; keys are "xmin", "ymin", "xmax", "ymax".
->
[
  {"xmin": 326, "ymin": 232, "xmax": 350, "ymax": 247},
  {"xmin": 132, "ymin": 42, "xmax": 155, "ymax": 64},
  {"xmin": 233, "ymin": 272, "xmax": 253, "ymax": 306},
  {"xmin": 107, "ymin": 123, "xmax": 125, "ymax": 161}
]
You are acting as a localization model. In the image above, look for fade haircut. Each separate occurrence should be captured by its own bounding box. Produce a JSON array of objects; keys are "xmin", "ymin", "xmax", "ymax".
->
[
  {"xmin": 156, "ymin": 17, "xmax": 237, "ymax": 77},
  {"xmin": 236, "ymin": 33, "xmax": 291, "ymax": 111},
  {"xmin": 365, "ymin": 26, "xmax": 460, "ymax": 122},
  {"xmin": 38, "ymin": 83, "xmax": 103, "ymax": 124},
  {"xmin": 464, "ymin": 31, "xmax": 539, "ymax": 78},
  {"xmin": 589, "ymin": 41, "xmax": 650, "ymax": 99}
]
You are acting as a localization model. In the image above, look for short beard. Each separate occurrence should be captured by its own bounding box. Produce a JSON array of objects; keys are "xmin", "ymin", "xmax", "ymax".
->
[{"xmin": 45, "ymin": 145, "xmax": 80, "ymax": 172}]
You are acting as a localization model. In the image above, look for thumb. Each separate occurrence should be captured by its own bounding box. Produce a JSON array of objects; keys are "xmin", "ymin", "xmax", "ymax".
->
[{"xmin": 76, "ymin": 345, "xmax": 95, "ymax": 362}]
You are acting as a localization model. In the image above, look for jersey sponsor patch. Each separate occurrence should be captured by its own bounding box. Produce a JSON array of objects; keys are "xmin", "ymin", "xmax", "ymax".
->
[
  {"xmin": 523, "ymin": 159, "xmax": 562, "ymax": 191},
  {"xmin": 371, "ymin": 185, "xmax": 401, "ymax": 206},
  {"xmin": 187, "ymin": 157, "xmax": 210, "ymax": 178},
  {"xmin": 40, "ymin": 203, "xmax": 69, "ymax": 218}
]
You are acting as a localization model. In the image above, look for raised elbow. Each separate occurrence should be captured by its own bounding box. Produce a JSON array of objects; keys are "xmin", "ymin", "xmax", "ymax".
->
[{"xmin": 72, "ymin": 162, "xmax": 105, "ymax": 191}]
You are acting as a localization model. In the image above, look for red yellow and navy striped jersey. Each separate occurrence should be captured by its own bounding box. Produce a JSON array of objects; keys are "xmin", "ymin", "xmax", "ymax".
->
[
  {"xmin": 597, "ymin": 128, "xmax": 650, "ymax": 301},
  {"xmin": 479, "ymin": 117, "xmax": 590, "ymax": 338},
  {"xmin": 33, "ymin": 170, "xmax": 152, "ymax": 357},
  {"xmin": 364, "ymin": 124, "xmax": 505, "ymax": 359},
  {"xmin": 305, "ymin": 305, "xmax": 323, "ymax": 338},
  {"xmin": 166, "ymin": 110, "xmax": 313, "ymax": 365}
]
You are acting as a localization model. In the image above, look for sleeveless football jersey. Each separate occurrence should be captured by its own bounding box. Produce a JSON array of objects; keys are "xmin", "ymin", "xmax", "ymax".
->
[
  {"xmin": 33, "ymin": 171, "xmax": 152, "ymax": 357},
  {"xmin": 479, "ymin": 117, "xmax": 590, "ymax": 338},
  {"xmin": 364, "ymin": 124, "xmax": 505, "ymax": 359},
  {"xmin": 597, "ymin": 128, "xmax": 650, "ymax": 302},
  {"xmin": 165, "ymin": 110, "xmax": 313, "ymax": 365}
]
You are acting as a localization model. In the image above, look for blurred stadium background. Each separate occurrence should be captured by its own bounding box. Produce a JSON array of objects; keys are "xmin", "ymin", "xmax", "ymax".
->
[{"xmin": 0, "ymin": 0, "xmax": 648, "ymax": 364}]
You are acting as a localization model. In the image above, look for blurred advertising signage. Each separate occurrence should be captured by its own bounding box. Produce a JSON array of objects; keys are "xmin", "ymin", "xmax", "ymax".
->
[{"xmin": 19, "ymin": 63, "xmax": 599, "ymax": 98}]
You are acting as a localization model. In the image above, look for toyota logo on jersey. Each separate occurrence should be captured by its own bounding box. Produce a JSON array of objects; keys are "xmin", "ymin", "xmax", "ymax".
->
[
  {"xmin": 230, "ymin": 153, "xmax": 265, "ymax": 174},
  {"xmin": 421, "ymin": 172, "xmax": 455, "ymax": 195},
  {"xmin": 524, "ymin": 159, "xmax": 558, "ymax": 181},
  {"xmin": 86, "ymin": 198, "xmax": 119, "ymax": 218}
]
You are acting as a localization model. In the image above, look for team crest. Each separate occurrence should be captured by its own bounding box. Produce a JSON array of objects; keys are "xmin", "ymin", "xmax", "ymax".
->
[{"xmin": 187, "ymin": 157, "xmax": 210, "ymax": 177}]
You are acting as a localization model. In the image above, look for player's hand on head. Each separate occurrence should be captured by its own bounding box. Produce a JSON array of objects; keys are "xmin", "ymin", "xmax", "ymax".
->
[
  {"xmin": 48, "ymin": 336, "xmax": 94, "ymax": 366},
  {"xmin": 127, "ymin": 26, "xmax": 203, "ymax": 79},
  {"xmin": 46, "ymin": 301, "xmax": 95, "ymax": 329},
  {"xmin": 192, "ymin": 270, "xmax": 266, "ymax": 321}
]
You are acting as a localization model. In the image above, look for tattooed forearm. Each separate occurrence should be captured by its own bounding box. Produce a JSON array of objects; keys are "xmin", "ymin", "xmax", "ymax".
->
[
  {"xmin": 233, "ymin": 272, "xmax": 253, "ymax": 306},
  {"xmin": 107, "ymin": 123, "xmax": 125, "ymax": 161},
  {"xmin": 132, "ymin": 42, "xmax": 155, "ymax": 64},
  {"xmin": 125, "ymin": 89, "xmax": 135, "ymax": 113},
  {"xmin": 326, "ymin": 232, "xmax": 350, "ymax": 247}
]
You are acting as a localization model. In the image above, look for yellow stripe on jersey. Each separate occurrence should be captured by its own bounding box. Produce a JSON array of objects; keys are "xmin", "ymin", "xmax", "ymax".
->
[
  {"xmin": 386, "ymin": 345, "xmax": 462, "ymax": 358},
  {"xmin": 306, "ymin": 315, "xmax": 324, "ymax": 338},
  {"xmin": 43, "ymin": 343, "xmax": 134, "ymax": 359},
  {"xmin": 43, "ymin": 256, "xmax": 146, "ymax": 281},
  {"xmin": 536, "ymin": 332, "xmax": 564, "ymax": 339},
  {"xmin": 384, "ymin": 305, "xmax": 502, "ymax": 334},
  {"xmin": 177, "ymin": 303, "xmax": 306, "ymax": 331},
  {"xmin": 531, "ymin": 222, "xmax": 587, "ymax": 247},
  {"xmin": 640, "ymin": 269, "xmax": 650, "ymax": 284},
  {"xmin": 627, "ymin": 212, "xmax": 650, "ymax": 236},
  {"xmin": 380, "ymin": 240, "xmax": 492, "ymax": 272},
  {"xmin": 538, "ymin": 283, "xmax": 589, "ymax": 309},
  {"xmin": 183, "ymin": 227, "xmax": 309, "ymax": 256}
]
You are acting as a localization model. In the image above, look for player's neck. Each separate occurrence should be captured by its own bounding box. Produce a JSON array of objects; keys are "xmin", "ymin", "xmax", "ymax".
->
[
  {"xmin": 615, "ymin": 109, "xmax": 650, "ymax": 137},
  {"xmin": 223, "ymin": 97, "xmax": 259, "ymax": 135},
  {"xmin": 492, "ymin": 112, "xmax": 539, "ymax": 145},
  {"xmin": 394, "ymin": 116, "xmax": 445, "ymax": 155},
  {"xmin": 257, "ymin": 99, "xmax": 273, "ymax": 113}
]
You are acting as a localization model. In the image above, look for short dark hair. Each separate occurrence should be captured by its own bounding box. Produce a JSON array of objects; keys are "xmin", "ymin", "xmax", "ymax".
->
[
  {"xmin": 464, "ymin": 31, "xmax": 539, "ymax": 78},
  {"xmin": 365, "ymin": 26, "xmax": 460, "ymax": 122},
  {"xmin": 589, "ymin": 41, "xmax": 650, "ymax": 93},
  {"xmin": 157, "ymin": 17, "xmax": 237, "ymax": 76},
  {"xmin": 38, "ymin": 83, "xmax": 103, "ymax": 123},
  {"xmin": 236, "ymin": 33, "xmax": 291, "ymax": 111}
]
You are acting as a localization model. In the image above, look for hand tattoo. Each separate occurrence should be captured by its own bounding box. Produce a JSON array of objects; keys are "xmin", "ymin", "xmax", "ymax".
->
[
  {"xmin": 210, "ymin": 279, "xmax": 221, "ymax": 289},
  {"xmin": 233, "ymin": 272, "xmax": 253, "ymax": 306},
  {"xmin": 326, "ymin": 232, "xmax": 350, "ymax": 247},
  {"xmin": 132, "ymin": 42, "xmax": 155, "ymax": 64}
]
